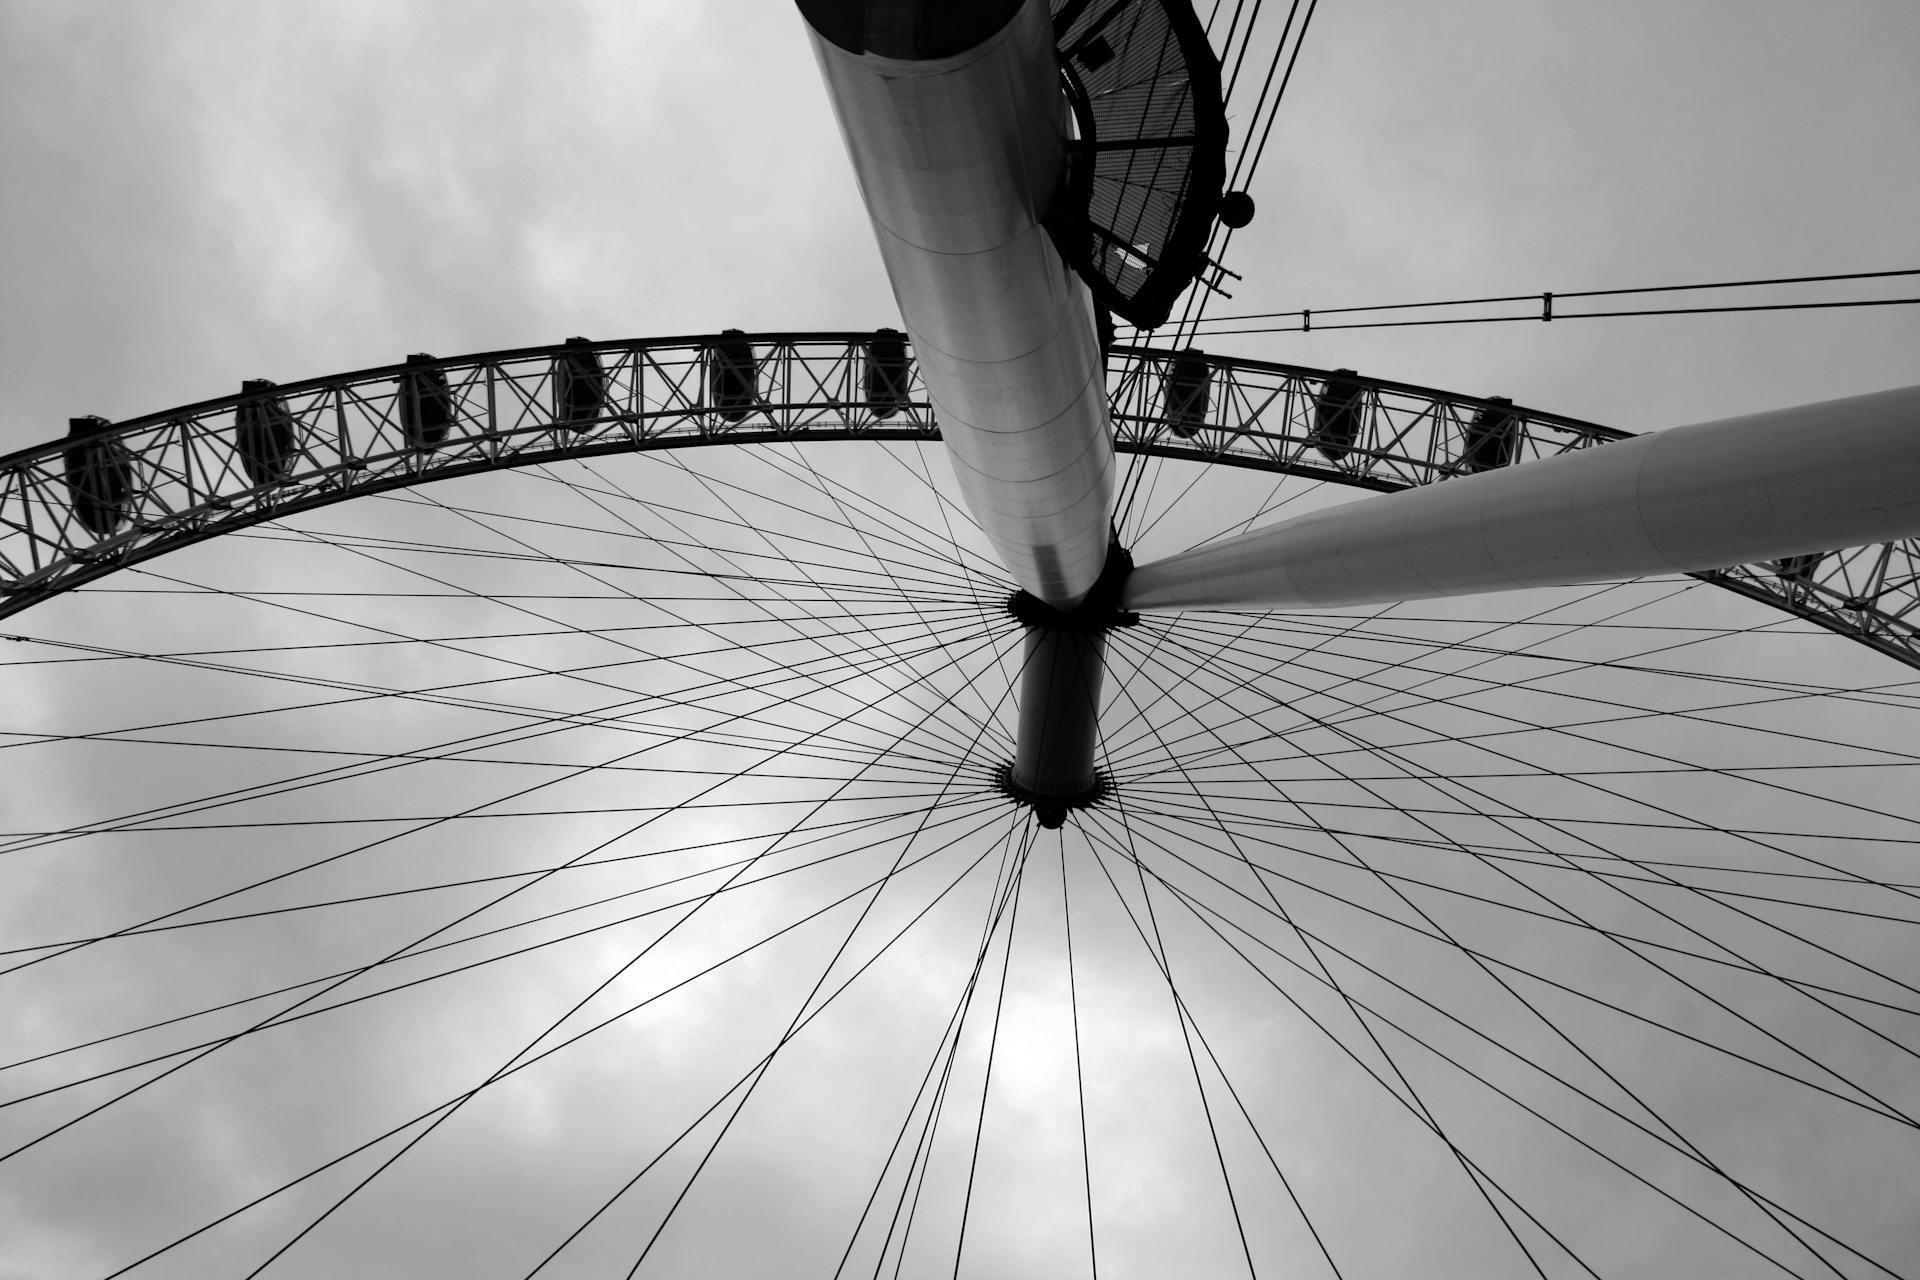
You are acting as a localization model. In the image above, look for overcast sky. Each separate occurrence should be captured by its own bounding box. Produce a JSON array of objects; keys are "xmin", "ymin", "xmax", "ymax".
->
[{"xmin": 1, "ymin": 2, "xmax": 1918, "ymax": 1278}]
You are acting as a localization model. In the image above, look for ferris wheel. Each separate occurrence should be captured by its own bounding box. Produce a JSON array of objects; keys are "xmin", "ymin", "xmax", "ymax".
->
[{"xmin": 2, "ymin": 2, "xmax": 1917, "ymax": 1277}]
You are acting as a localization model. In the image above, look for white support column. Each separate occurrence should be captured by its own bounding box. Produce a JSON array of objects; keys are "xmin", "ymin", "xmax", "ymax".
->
[
  {"xmin": 1125, "ymin": 384, "xmax": 1920, "ymax": 612},
  {"xmin": 800, "ymin": 0, "xmax": 1114, "ymax": 607}
]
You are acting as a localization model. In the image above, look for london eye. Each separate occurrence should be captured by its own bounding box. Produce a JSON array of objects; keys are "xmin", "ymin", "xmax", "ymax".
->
[{"xmin": 2, "ymin": 3, "xmax": 1917, "ymax": 1277}]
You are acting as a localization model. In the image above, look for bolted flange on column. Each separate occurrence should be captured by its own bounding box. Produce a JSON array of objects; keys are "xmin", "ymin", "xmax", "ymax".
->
[{"xmin": 999, "ymin": 544, "xmax": 1138, "ymax": 828}]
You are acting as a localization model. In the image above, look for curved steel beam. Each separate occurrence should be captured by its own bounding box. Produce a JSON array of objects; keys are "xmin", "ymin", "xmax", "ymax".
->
[
  {"xmin": 6, "ymin": 336, "xmax": 1919, "ymax": 674},
  {"xmin": 0, "ymin": 334, "xmax": 934, "ymax": 620}
]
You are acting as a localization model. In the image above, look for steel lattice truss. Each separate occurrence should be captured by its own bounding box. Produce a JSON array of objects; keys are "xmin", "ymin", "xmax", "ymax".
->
[{"xmin": 3, "ymin": 332, "xmax": 1914, "ymax": 668}]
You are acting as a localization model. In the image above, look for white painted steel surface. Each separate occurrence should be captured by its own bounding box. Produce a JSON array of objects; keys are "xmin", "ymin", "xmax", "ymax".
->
[
  {"xmin": 1126, "ymin": 384, "xmax": 1920, "ymax": 612},
  {"xmin": 802, "ymin": 0, "xmax": 1115, "ymax": 607}
]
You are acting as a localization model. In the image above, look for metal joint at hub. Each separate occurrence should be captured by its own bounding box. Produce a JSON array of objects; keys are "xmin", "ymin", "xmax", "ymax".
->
[{"xmin": 1001, "ymin": 544, "xmax": 1134, "ymax": 828}]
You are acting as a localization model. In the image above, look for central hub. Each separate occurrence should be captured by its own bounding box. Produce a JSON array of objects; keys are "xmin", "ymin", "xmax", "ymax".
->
[{"xmin": 1000, "ymin": 544, "xmax": 1136, "ymax": 828}]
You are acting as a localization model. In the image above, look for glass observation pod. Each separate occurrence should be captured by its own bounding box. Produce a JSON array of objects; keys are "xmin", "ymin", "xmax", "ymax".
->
[
  {"xmin": 236, "ymin": 378, "xmax": 298, "ymax": 487},
  {"xmin": 1458, "ymin": 395, "xmax": 1519, "ymax": 473},
  {"xmin": 708, "ymin": 329, "xmax": 759, "ymax": 424},
  {"xmin": 62, "ymin": 415, "xmax": 137, "ymax": 537},
  {"xmin": 863, "ymin": 327, "xmax": 911, "ymax": 419},
  {"xmin": 1309, "ymin": 368, "xmax": 1365, "ymax": 461},
  {"xmin": 399, "ymin": 354, "xmax": 455, "ymax": 452},
  {"xmin": 1163, "ymin": 349, "xmax": 1211, "ymax": 438},
  {"xmin": 554, "ymin": 337, "xmax": 606, "ymax": 431}
]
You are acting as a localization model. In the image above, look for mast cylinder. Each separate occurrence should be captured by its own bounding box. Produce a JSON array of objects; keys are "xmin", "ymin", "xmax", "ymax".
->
[
  {"xmin": 1009, "ymin": 626, "xmax": 1107, "ymax": 825},
  {"xmin": 799, "ymin": 0, "xmax": 1115, "ymax": 607}
]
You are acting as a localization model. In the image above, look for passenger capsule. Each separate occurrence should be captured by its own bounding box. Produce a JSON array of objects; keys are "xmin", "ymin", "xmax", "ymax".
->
[
  {"xmin": 399, "ymin": 354, "xmax": 454, "ymax": 451},
  {"xmin": 864, "ymin": 328, "xmax": 911, "ymax": 419},
  {"xmin": 63, "ymin": 416, "xmax": 137, "ymax": 538},
  {"xmin": 1772, "ymin": 552, "xmax": 1824, "ymax": 581},
  {"xmin": 708, "ymin": 330, "xmax": 758, "ymax": 424},
  {"xmin": 1459, "ymin": 396, "xmax": 1518, "ymax": 473},
  {"xmin": 554, "ymin": 337, "xmax": 606, "ymax": 430},
  {"xmin": 1163, "ymin": 349, "xmax": 1210, "ymax": 439},
  {"xmin": 236, "ymin": 379, "xmax": 298, "ymax": 486},
  {"xmin": 1309, "ymin": 369, "xmax": 1364, "ymax": 461}
]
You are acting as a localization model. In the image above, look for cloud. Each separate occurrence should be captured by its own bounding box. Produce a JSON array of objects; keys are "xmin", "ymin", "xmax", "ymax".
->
[{"xmin": 3, "ymin": 2, "xmax": 1918, "ymax": 1277}]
